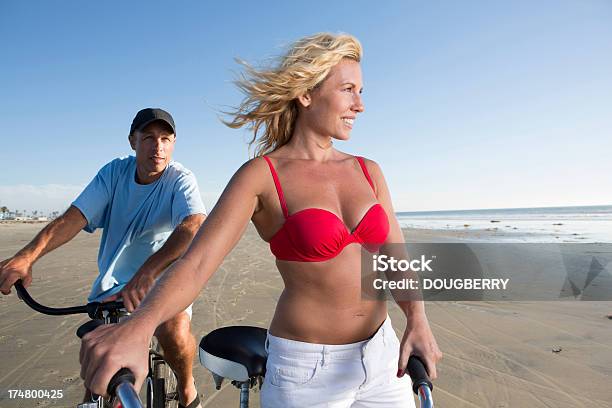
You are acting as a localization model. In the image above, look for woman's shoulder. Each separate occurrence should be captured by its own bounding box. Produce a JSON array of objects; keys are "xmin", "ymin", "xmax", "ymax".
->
[
  {"xmin": 329, "ymin": 149, "xmax": 379, "ymax": 167},
  {"xmin": 233, "ymin": 156, "xmax": 270, "ymax": 180},
  {"xmin": 351, "ymin": 155, "xmax": 386, "ymax": 195},
  {"xmin": 352, "ymin": 155, "xmax": 382, "ymax": 174}
]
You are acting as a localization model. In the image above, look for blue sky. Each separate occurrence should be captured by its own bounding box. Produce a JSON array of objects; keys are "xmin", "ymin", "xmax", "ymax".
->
[{"xmin": 1, "ymin": 0, "xmax": 611, "ymax": 213}]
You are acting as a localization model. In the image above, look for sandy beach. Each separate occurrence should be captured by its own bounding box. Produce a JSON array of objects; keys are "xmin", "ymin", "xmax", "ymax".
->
[{"xmin": 1, "ymin": 222, "xmax": 611, "ymax": 407}]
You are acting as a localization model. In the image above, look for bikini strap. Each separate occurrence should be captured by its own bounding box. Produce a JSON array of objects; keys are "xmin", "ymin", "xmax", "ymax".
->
[
  {"xmin": 356, "ymin": 156, "xmax": 375, "ymax": 192},
  {"xmin": 263, "ymin": 156, "xmax": 289, "ymax": 218}
]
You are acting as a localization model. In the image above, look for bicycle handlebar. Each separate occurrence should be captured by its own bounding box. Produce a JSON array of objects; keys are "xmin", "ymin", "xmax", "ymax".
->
[
  {"xmin": 14, "ymin": 281, "xmax": 143, "ymax": 408},
  {"xmin": 108, "ymin": 368, "xmax": 141, "ymax": 408},
  {"xmin": 75, "ymin": 319, "xmax": 142, "ymax": 407},
  {"xmin": 77, "ymin": 368, "xmax": 141, "ymax": 408},
  {"xmin": 407, "ymin": 355, "xmax": 434, "ymax": 408},
  {"xmin": 14, "ymin": 280, "xmax": 124, "ymax": 319},
  {"xmin": 16, "ymin": 280, "xmax": 430, "ymax": 408}
]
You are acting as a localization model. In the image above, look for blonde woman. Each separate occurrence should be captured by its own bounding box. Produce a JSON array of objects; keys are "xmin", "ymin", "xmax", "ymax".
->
[{"xmin": 80, "ymin": 33, "xmax": 442, "ymax": 407}]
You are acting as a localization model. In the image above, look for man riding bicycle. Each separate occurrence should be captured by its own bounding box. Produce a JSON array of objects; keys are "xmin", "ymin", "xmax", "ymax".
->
[{"xmin": 0, "ymin": 108, "xmax": 206, "ymax": 408}]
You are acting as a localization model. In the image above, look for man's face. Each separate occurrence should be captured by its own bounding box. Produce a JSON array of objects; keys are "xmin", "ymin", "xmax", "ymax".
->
[{"xmin": 129, "ymin": 121, "xmax": 175, "ymax": 180}]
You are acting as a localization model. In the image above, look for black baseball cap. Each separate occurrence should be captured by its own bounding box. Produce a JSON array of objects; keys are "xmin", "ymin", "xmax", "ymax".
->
[{"xmin": 129, "ymin": 108, "xmax": 176, "ymax": 136}]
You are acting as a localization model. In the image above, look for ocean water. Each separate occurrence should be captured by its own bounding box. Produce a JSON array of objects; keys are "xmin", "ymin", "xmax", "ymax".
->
[{"xmin": 396, "ymin": 205, "xmax": 612, "ymax": 243}]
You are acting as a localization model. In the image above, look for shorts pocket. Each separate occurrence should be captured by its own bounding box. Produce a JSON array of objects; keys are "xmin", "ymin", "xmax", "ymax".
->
[{"xmin": 268, "ymin": 354, "xmax": 321, "ymax": 389}]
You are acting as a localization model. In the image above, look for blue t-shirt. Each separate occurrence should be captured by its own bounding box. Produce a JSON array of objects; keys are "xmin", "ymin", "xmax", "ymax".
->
[{"xmin": 72, "ymin": 156, "xmax": 206, "ymax": 302}]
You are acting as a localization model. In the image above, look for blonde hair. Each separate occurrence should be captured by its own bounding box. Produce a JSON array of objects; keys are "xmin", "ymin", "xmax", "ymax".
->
[{"xmin": 224, "ymin": 32, "xmax": 363, "ymax": 157}]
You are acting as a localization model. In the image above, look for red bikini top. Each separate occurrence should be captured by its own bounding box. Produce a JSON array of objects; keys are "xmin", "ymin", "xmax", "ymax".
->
[{"xmin": 263, "ymin": 156, "xmax": 390, "ymax": 262}]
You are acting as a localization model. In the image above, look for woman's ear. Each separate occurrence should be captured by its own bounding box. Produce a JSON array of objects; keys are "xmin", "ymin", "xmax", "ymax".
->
[{"xmin": 296, "ymin": 91, "xmax": 312, "ymax": 108}]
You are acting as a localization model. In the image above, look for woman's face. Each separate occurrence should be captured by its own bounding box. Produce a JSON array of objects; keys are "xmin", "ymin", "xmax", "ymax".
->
[{"xmin": 303, "ymin": 58, "xmax": 365, "ymax": 140}]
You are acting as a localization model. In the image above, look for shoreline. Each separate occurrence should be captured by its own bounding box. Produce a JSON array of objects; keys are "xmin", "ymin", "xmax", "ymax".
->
[{"xmin": 4, "ymin": 217, "xmax": 609, "ymax": 243}]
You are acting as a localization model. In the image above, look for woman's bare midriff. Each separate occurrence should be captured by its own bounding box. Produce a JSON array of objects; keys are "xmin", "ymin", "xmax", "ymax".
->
[{"xmin": 268, "ymin": 244, "xmax": 389, "ymax": 344}]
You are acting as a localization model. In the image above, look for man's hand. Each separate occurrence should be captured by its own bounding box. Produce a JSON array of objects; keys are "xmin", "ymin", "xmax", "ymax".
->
[
  {"xmin": 0, "ymin": 256, "xmax": 33, "ymax": 295},
  {"xmin": 103, "ymin": 214, "xmax": 206, "ymax": 311},
  {"xmin": 112, "ymin": 271, "xmax": 156, "ymax": 313},
  {"xmin": 397, "ymin": 313, "xmax": 443, "ymax": 380},
  {"xmin": 80, "ymin": 320, "xmax": 150, "ymax": 397}
]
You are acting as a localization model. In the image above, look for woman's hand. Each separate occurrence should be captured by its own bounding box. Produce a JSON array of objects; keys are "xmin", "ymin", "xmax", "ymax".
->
[
  {"xmin": 79, "ymin": 319, "xmax": 151, "ymax": 397},
  {"xmin": 397, "ymin": 314, "xmax": 443, "ymax": 380},
  {"xmin": 363, "ymin": 159, "xmax": 443, "ymax": 379}
]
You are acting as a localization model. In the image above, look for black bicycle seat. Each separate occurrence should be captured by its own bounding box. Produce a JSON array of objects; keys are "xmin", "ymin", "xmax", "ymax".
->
[{"xmin": 198, "ymin": 326, "xmax": 268, "ymax": 382}]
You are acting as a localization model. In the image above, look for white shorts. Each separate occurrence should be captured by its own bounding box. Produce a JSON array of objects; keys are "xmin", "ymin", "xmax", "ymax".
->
[{"xmin": 260, "ymin": 316, "xmax": 416, "ymax": 408}]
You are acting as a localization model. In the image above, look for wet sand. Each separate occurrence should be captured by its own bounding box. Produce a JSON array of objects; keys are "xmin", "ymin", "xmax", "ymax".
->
[{"xmin": 1, "ymin": 222, "xmax": 611, "ymax": 407}]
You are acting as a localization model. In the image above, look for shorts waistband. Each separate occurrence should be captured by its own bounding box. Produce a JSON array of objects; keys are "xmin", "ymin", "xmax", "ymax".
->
[{"xmin": 265, "ymin": 315, "xmax": 393, "ymax": 361}]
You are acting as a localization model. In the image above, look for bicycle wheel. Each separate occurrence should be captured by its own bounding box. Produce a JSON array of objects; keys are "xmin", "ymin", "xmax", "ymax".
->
[{"xmin": 150, "ymin": 338, "xmax": 179, "ymax": 408}]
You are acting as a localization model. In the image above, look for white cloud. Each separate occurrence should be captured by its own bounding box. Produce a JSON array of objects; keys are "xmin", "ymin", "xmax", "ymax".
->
[{"xmin": 0, "ymin": 184, "xmax": 85, "ymax": 214}]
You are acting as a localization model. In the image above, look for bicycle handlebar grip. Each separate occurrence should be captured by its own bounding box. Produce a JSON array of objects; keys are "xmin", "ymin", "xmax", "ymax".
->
[
  {"xmin": 76, "ymin": 320, "xmax": 105, "ymax": 339},
  {"xmin": 107, "ymin": 368, "xmax": 136, "ymax": 398},
  {"xmin": 407, "ymin": 355, "xmax": 433, "ymax": 395}
]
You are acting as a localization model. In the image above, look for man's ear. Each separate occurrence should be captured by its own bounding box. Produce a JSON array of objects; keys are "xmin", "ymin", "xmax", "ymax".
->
[
  {"xmin": 296, "ymin": 90, "xmax": 312, "ymax": 108},
  {"xmin": 128, "ymin": 133, "xmax": 136, "ymax": 150}
]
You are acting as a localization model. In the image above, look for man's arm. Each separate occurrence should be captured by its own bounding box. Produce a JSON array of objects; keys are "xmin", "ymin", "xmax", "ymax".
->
[
  {"xmin": 116, "ymin": 213, "xmax": 206, "ymax": 312},
  {"xmin": 0, "ymin": 205, "xmax": 87, "ymax": 294},
  {"xmin": 80, "ymin": 158, "xmax": 265, "ymax": 396}
]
